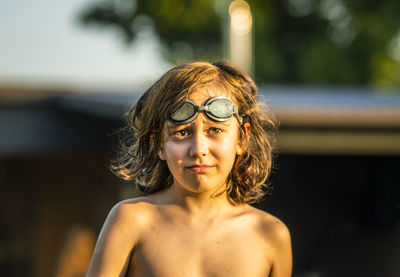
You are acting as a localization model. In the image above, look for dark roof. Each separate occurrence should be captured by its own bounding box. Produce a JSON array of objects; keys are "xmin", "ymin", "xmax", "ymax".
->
[{"xmin": 261, "ymin": 86, "xmax": 400, "ymax": 128}]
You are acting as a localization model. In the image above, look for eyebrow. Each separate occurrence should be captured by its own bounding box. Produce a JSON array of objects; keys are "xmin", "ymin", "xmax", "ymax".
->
[
  {"xmin": 166, "ymin": 121, "xmax": 190, "ymax": 128},
  {"xmin": 167, "ymin": 120, "xmax": 232, "ymax": 128},
  {"xmin": 203, "ymin": 120, "xmax": 232, "ymax": 127}
]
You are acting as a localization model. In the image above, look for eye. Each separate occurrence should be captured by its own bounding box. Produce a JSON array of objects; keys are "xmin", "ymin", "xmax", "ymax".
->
[
  {"xmin": 208, "ymin": 128, "xmax": 222, "ymax": 135},
  {"xmin": 173, "ymin": 129, "xmax": 190, "ymax": 137}
]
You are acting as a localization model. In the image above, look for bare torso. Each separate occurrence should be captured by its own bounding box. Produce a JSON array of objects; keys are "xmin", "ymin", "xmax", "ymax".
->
[
  {"xmin": 126, "ymin": 202, "xmax": 273, "ymax": 277},
  {"xmin": 86, "ymin": 192, "xmax": 292, "ymax": 277}
]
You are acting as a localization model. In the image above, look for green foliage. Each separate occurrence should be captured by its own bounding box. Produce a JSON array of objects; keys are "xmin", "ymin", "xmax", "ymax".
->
[{"xmin": 78, "ymin": 0, "xmax": 400, "ymax": 89}]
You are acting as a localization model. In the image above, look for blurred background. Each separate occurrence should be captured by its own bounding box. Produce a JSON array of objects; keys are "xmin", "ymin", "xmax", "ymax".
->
[{"xmin": 1, "ymin": 0, "xmax": 400, "ymax": 276}]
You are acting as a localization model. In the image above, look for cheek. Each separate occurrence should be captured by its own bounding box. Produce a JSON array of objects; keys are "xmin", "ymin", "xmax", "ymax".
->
[
  {"xmin": 213, "ymin": 135, "xmax": 240, "ymax": 162},
  {"xmin": 217, "ymin": 140, "xmax": 237, "ymax": 155},
  {"xmin": 163, "ymin": 142, "xmax": 186, "ymax": 165}
]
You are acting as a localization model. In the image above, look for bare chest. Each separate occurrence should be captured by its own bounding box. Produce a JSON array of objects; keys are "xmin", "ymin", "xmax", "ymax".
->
[{"xmin": 126, "ymin": 222, "xmax": 272, "ymax": 277}]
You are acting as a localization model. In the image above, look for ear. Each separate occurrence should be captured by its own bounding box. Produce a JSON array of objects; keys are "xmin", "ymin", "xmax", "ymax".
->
[
  {"xmin": 158, "ymin": 147, "xmax": 166, "ymax": 160},
  {"xmin": 237, "ymin": 122, "xmax": 251, "ymax": 155}
]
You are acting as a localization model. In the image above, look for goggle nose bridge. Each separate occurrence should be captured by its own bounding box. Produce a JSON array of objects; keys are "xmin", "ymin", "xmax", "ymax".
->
[{"xmin": 196, "ymin": 105, "xmax": 210, "ymax": 112}]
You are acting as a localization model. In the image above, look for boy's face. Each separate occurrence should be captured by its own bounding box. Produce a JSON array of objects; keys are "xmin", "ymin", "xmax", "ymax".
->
[{"xmin": 160, "ymin": 90, "xmax": 244, "ymax": 195}]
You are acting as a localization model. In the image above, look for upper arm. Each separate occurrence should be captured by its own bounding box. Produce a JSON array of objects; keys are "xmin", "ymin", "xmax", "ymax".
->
[
  {"xmin": 268, "ymin": 220, "xmax": 292, "ymax": 277},
  {"xmin": 86, "ymin": 202, "xmax": 140, "ymax": 277}
]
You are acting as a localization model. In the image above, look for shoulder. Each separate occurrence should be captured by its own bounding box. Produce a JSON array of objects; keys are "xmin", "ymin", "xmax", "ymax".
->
[
  {"xmin": 95, "ymin": 195, "xmax": 163, "ymax": 249},
  {"xmin": 107, "ymin": 196, "xmax": 160, "ymax": 229},
  {"xmin": 244, "ymin": 206, "xmax": 292, "ymax": 276},
  {"xmin": 86, "ymin": 196, "xmax": 160, "ymax": 276},
  {"xmin": 244, "ymin": 206, "xmax": 291, "ymax": 250}
]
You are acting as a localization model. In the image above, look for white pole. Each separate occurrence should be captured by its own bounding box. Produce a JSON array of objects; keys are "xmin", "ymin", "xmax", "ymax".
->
[{"xmin": 229, "ymin": 0, "xmax": 253, "ymax": 75}]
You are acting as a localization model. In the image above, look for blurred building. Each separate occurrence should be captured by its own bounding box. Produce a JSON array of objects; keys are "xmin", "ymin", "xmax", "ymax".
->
[{"xmin": 1, "ymin": 86, "xmax": 400, "ymax": 277}]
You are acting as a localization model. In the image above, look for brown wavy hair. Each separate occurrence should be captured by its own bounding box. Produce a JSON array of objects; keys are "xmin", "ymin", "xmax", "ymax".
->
[{"xmin": 110, "ymin": 61, "xmax": 278, "ymax": 204}]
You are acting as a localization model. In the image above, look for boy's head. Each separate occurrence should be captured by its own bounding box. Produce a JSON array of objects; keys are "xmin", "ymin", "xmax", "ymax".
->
[{"xmin": 112, "ymin": 61, "xmax": 277, "ymax": 204}]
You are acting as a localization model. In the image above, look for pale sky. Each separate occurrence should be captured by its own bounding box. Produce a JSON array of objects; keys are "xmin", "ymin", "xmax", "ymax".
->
[{"xmin": 0, "ymin": 0, "xmax": 170, "ymax": 92}]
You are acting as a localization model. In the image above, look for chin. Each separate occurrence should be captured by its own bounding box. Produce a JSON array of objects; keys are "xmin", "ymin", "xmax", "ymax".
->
[{"xmin": 188, "ymin": 179, "xmax": 225, "ymax": 194}]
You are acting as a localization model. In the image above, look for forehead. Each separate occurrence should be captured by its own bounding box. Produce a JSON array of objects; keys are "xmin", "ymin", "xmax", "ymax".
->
[{"xmin": 188, "ymin": 88, "xmax": 235, "ymax": 105}]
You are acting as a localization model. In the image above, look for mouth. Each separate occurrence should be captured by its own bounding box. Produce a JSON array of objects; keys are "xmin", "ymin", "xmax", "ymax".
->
[{"xmin": 186, "ymin": 165, "xmax": 214, "ymax": 173}]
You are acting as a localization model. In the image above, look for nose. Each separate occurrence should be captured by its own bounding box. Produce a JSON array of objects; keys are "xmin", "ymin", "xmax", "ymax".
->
[{"xmin": 189, "ymin": 131, "xmax": 209, "ymax": 157}]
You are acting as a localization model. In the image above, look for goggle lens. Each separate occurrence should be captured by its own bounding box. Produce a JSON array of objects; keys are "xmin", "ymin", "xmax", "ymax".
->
[
  {"xmin": 208, "ymin": 98, "xmax": 233, "ymax": 119},
  {"xmin": 170, "ymin": 102, "xmax": 196, "ymax": 122}
]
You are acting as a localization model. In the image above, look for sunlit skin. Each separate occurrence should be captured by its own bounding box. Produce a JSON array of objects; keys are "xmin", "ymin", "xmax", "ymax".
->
[
  {"xmin": 159, "ymin": 93, "xmax": 242, "ymax": 199},
  {"xmin": 86, "ymin": 90, "xmax": 292, "ymax": 277}
]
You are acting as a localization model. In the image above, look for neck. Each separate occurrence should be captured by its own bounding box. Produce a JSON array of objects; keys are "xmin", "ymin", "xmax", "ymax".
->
[{"xmin": 165, "ymin": 182, "xmax": 235, "ymax": 216}]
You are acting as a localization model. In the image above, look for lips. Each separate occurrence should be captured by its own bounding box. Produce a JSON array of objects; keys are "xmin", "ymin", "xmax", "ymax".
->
[{"xmin": 187, "ymin": 164, "xmax": 214, "ymax": 173}]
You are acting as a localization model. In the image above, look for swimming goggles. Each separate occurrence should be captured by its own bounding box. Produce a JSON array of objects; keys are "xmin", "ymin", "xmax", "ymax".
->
[{"xmin": 169, "ymin": 96, "xmax": 243, "ymax": 125}]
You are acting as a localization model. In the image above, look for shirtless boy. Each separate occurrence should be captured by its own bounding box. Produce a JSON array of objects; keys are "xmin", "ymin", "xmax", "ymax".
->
[{"xmin": 86, "ymin": 61, "xmax": 292, "ymax": 277}]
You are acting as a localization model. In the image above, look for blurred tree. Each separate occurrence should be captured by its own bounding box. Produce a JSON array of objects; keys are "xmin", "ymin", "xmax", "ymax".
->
[{"xmin": 78, "ymin": 0, "xmax": 400, "ymax": 89}]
